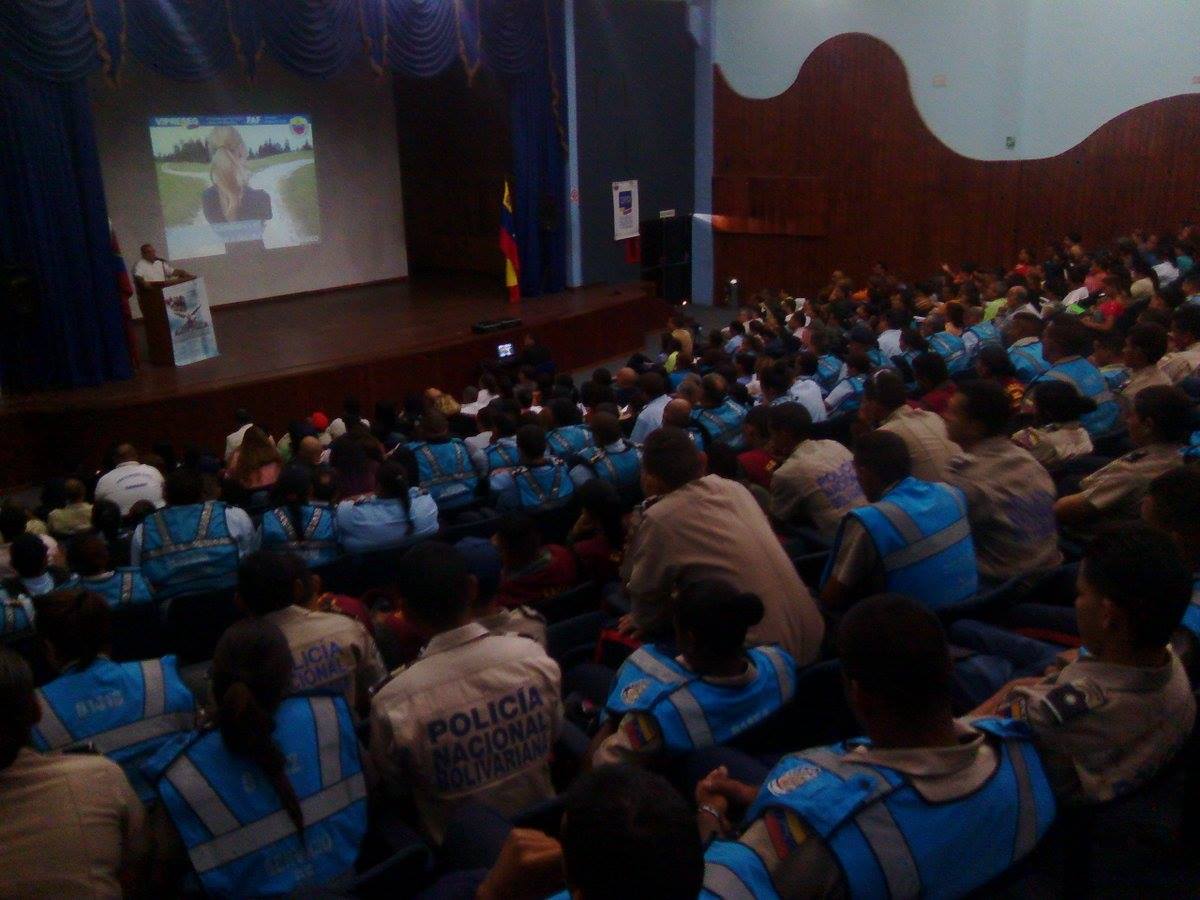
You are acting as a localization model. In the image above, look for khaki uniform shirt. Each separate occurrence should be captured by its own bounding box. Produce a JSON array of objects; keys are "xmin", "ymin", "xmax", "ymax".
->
[
  {"xmin": 1011, "ymin": 423, "xmax": 1093, "ymax": 470},
  {"xmin": 999, "ymin": 651, "xmax": 1194, "ymax": 804},
  {"xmin": 1077, "ymin": 442, "xmax": 1185, "ymax": 527},
  {"xmin": 0, "ymin": 748, "xmax": 146, "ymax": 898},
  {"xmin": 264, "ymin": 605, "xmax": 387, "ymax": 715},
  {"xmin": 769, "ymin": 440, "xmax": 865, "ymax": 542},
  {"xmin": 621, "ymin": 475, "xmax": 825, "ymax": 665},
  {"xmin": 878, "ymin": 406, "xmax": 960, "ymax": 482},
  {"xmin": 1118, "ymin": 364, "xmax": 1170, "ymax": 409},
  {"xmin": 476, "ymin": 606, "xmax": 548, "ymax": 647},
  {"xmin": 945, "ymin": 438, "xmax": 1061, "ymax": 582},
  {"xmin": 718, "ymin": 722, "xmax": 1000, "ymax": 898},
  {"xmin": 369, "ymin": 622, "xmax": 562, "ymax": 842},
  {"xmin": 1157, "ymin": 340, "xmax": 1200, "ymax": 385}
]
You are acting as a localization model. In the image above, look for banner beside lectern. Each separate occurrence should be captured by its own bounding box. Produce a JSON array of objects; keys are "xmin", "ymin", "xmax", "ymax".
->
[{"xmin": 161, "ymin": 276, "xmax": 219, "ymax": 366}]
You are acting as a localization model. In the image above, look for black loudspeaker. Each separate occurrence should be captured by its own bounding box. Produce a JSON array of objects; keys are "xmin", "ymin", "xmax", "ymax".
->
[{"xmin": 640, "ymin": 215, "xmax": 691, "ymax": 302}]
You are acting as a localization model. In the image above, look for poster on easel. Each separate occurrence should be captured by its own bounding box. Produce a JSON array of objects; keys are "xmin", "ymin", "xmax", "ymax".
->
[
  {"xmin": 162, "ymin": 276, "xmax": 219, "ymax": 366},
  {"xmin": 612, "ymin": 180, "xmax": 640, "ymax": 241}
]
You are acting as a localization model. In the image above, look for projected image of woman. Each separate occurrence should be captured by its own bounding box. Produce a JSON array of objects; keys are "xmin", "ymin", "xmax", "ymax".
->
[{"xmin": 202, "ymin": 126, "xmax": 272, "ymax": 244}]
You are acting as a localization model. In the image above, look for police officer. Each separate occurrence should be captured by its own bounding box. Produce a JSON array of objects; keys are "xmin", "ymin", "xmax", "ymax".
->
[
  {"xmin": 1143, "ymin": 468, "xmax": 1200, "ymax": 681},
  {"xmin": 335, "ymin": 460, "xmax": 439, "ymax": 554},
  {"xmin": 767, "ymin": 402, "xmax": 864, "ymax": 543},
  {"xmin": 591, "ymin": 580, "xmax": 795, "ymax": 767},
  {"xmin": 962, "ymin": 304, "xmax": 1002, "ymax": 360},
  {"xmin": 258, "ymin": 464, "xmax": 340, "ymax": 568},
  {"xmin": 1056, "ymin": 385, "xmax": 1190, "ymax": 535},
  {"xmin": 697, "ymin": 594, "xmax": 1055, "ymax": 898},
  {"xmin": 543, "ymin": 397, "xmax": 595, "ymax": 463},
  {"xmin": 1027, "ymin": 315, "xmax": 1121, "ymax": 438},
  {"xmin": 821, "ymin": 431, "xmax": 978, "ymax": 612},
  {"xmin": 805, "ymin": 329, "xmax": 843, "ymax": 396},
  {"xmin": 760, "ymin": 360, "xmax": 825, "ymax": 425},
  {"xmin": 369, "ymin": 542, "xmax": 562, "ymax": 842},
  {"xmin": 691, "ymin": 374, "xmax": 748, "ymax": 450},
  {"xmin": 1005, "ymin": 312, "xmax": 1051, "ymax": 384},
  {"xmin": 399, "ymin": 409, "xmax": 482, "ymax": 512},
  {"xmin": 31, "ymin": 588, "xmax": 195, "ymax": 803},
  {"xmin": 237, "ymin": 552, "xmax": 386, "ymax": 719},
  {"xmin": 474, "ymin": 409, "xmax": 522, "ymax": 474},
  {"xmin": 131, "ymin": 468, "xmax": 256, "ymax": 600},
  {"xmin": 67, "ymin": 533, "xmax": 154, "ymax": 608},
  {"xmin": 1158, "ymin": 304, "xmax": 1200, "ymax": 385},
  {"xmin": 662, "ymin": 398, "xmax": 705, "ymax": 449},
  {"xmin": 943, "ymin": 381, "xmax": 1061, "ymax": 584},
  {"xmin": 489, "ymin": 424, "xmax": 576, "ymax": 512},
  {"xmin": 569, "ymin": 411, "xmax": 642, "ymax": 499},
  {"xmin": 925, "ymin": 315, "xmax": 971, "ymax": 376},
  {"xmin": 3, "ymin": 533, "xmax": 74, "ymax": 600},
  {"xmin": 823, "ymin": 352, "xmax": 870, "ymax": 417},
  {"xmin": 146, "ymin": 620, "xmax": 367, "ymax": 896}
]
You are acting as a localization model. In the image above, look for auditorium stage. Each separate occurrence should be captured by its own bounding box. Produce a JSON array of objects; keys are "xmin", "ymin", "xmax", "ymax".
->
[{"xmin": 0, "ymin": 274, "xmax": 663, "ymax": 489}]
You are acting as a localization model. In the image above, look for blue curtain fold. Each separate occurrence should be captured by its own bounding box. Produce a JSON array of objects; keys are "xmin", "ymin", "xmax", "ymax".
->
[
  {"xmin": 0, "ymin": 69, "xmax": 132, "ymax": 389},
  {"xmin": 481, "ymin": 0, "xmax": 542, "ymax": 75},
  {"xmin": 381, "ymin": 0, "xmax": 459, "ymax": 78},
  {"xmin": 252, "ymin": 0, "xmax": 363, "ymax": 81},
  {"xmin": 124, "ymin": 0, "xmax": 237, "ymax": 81},
  {"xmin": 0, "ymin": 0, "xmax": 99, "ymax": 82}
]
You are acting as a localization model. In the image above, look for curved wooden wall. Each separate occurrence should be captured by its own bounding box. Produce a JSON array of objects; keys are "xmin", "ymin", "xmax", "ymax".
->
[{"xmin": 713, "ymin": 32, "xmax": 1200, "ymax": 296}]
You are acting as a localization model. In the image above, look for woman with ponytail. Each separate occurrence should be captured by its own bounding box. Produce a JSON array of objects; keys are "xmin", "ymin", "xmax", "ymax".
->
[
  {"xmin": 589, "ymin": 579, "xmax": 798, "ymax": 767},
  {"xmin": 0, "ymin": 647, "xmax": 147, "ymax": 897},
  {"xmin": 146, "ymin": 620, "xmax": 368, "ymax": 896},
  {"xmin": 335, "ymin": 459, "xmax": 438, "ymax": 554},
  {"xmin": 30, "ymin": 588, "xmax": 195, "ymax": 803},
  {"xmin": 259, "ymin": 465, "xmax": 340, "ymax": 567}
]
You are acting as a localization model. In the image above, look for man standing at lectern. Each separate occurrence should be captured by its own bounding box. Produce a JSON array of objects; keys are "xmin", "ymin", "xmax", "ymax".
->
[{"xmin": 132, "ymin": 243, "xmax": 189, "ymax": 283}]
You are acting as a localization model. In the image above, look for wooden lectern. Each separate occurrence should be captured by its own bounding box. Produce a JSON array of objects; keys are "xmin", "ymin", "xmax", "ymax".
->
[{"xmin": 136, "ymin": 276, "xmax": 194, "ymax": 366}]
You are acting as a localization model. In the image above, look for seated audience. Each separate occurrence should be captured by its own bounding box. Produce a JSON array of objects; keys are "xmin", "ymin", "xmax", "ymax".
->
[
  {"xmin": 824, "ymin": 351, "xmax": 871, "ymax": 417},
  {"xmin": 0, "ymin": 647, "xmax": 147, "ymax": 897},
  {"xmin": 1028, "ymin": 315, "xmax": 1122, "ymax": 439},
  {"xmin": 944, "ymin": 381, "xmax": 1061, "ymax": 583},
  {"xmin": 67, "ymin": 533, "xmax": 154, "ymax": 607},
  {"xmin": 691, "ymin": 374, "xmax": 748, "ymax": 450},
  {"xmin": 131, "ymin": 468, "xmax": 256, "ymax": 599},
  {"xmin": 3, "ymin": 533, "xmax": 73, "ymax": 599},
  {"xmin": 369, "ymin": 541, "xmax": 562, "ymax": 842},
  {"xmin": 620, "ymin": 427, "xmax": 825, "ymax": 664},
  {"xmin": 1158, "ymin": 304, "xmax": 1200, "ymax": 384},
  {"xmin": 821, "ymin": 431, "xmax": 977, "ymax": 612},
  {"xmin": 399, "ymin": 409, "xmax": 482, "ymax": 511},
  {"xmin": 1091, "ymin": 329, "xmax": 1130, "ymax": 390},
  {"xmin": 236, "ymin": 552, "xmax": 385, "ymax": 718},
  {"xmin": 223, "ymin": 408, "xmax": 254, "ymax": 461},
  {"xmin": 566, "ymin": 478, "xmax": 627, "ymax": 585},
  {"xmin": 259, "ymin": 464, "xmax": 339, "ymax": 567},
  {"xmin": 544, "ymin": 397, "xmax": 595, "ymax": 461},
  {"xmin": 569, "ymin": 410, "xmax": 642, "ymax": 499},
  {"xmin": 697, "ymin": 594, "xmax": 1054, "ymax": 897},
  {"xmin": 1005, "ymin": 312, "xmax": 1051, "ymax": 384},
  {"xmin": 488, "ymin": 424, "xmax": 576, "ymax": 512},
  {"xmin": 1142, "ymin": 468, "xmax": 1200, "ymax": 678},
  {"xmin": 1119, "ymin": 321, "xmax": 1171, "ymax": 407},
  {"xmin": 224, "ymin": 425, "xmax": 282, "ymax": 492},
  {"xmin": 94, "ymin": 443, "xmax": 165, "ymax": 515},
  {"xmin": 1011, "ymin": 381, "xmax": 1097, "ymax": 471},
  {"xmin": 767, "ymin": 402, "xmax": 864, "ymax": 543},
  {"xmin": 335, "ymin": 460, "xmax": 438, "ymax": 554},
  {"xmin": 912, "ymin": 351, "xmax": 957, "ymax": 416},
  {"xmin": 1055, "ymin": 385, "xmax": 1189, "ymax": 534},
  {"xmin": 30, "ymin": 589, "xmax": 195, "ymax": 802},
  {"xmin": 492, "ymin": 513, "xmax": 578, "ymax": 609},
  {"xmin": 858, "ymin": 369, "xmax": 959, "ymax": 481},
  {"xmin": 974, "ymin": 345, "xmax": 1026, "ymax": 412},
  {"xmin": 46, "ymin": 478, "xmax": 92, "ymax": 536},
  {"xmin": 736, "ymin": 405, "xmax": 774, "ymax": 490},
  {"xmin": 475, "ymin": 408, "xmax": 521, "ymax": 473},
  {"xmin": 591, "ymin": 580, "xmax": 796, "ymax": 766},
  {"xmin": 146, "ymin": 620, "xmax": 367, "ymax": 894},
  {"xmin": 973, "ymin": 527, "xmax": 1194, "ymax": 805},
  {"xmin": 631, "ymin": 371, "xmax": 670, "ymax": 443}
]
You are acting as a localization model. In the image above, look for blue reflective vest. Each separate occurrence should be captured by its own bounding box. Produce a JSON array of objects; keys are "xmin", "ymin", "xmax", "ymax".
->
[
  {"xmin": 815, "ymin": 354, "xmax": 842, "ymax": 394},
  {"xmin": 581, "ymin": 440, "xmax": 642, "ymax": 493},
  {"xmin": 32, "ymin": 656, "xmax": 195, "ymax": 803},
  {"xmin": 604, "ymin": 644, "xmax": 796, "ymax": 754},
  {"xmin": 827, "ymin": 374, "xmax": 867, "ymax": 416},
  {"xmin": 929, "ymin": 331, "xmax": 971, "ymax": 375},
  {"xmin": 140, "ymin": 502, "xmax": 241, "ymax": 599},
  {"xmin": 79, "ymin": 568, "xmax": 155, "ymax": 608},
  {"xmin": 147, "ymin": 695, "xmax": 368, "ymax": 897},
  {"xmin": 692, "ymin": 399, "xmax": 748, "ymax": 450},
  {"xmin": 1030, "ymin": 356, "xmax": 1122, "ymax": 438},
  {"xmin": 823, "ymin": 476, "xmax": 978, "ymax": 608},
  {"xmin": 1180, "ymin": 576, "xmax": 1200, "ymax": 640},
  {"xmin": 546, "ymin": 425, "xmax": 595, "ymax": 462},
  {"xmin": 1, "ymin": 589, "xmax": 35, "ymax": 640},
  {"xmin": 484, "ymin": 438, "xmax": 522, "ymax": 473},
  {"xmin": 261, "ymin": 503, "xmax": 340, "ymax": 568},
  {"xmin": 407, "ymin": 439, "xmax": 480, "ymax": 510},
  {"xmin": 1008, "ymin": 339, "xmax": 1050, "ymax": 384},
  {"xmin": 1100, "ymin": 365, "xmax": 1131, "ymax": 392},
  {"xmin": 867, "ymin": 347, "xmax": 889, "ymax": 369},
  {"xmin": 702, "ymin": 718, "xmax": 1055, "ymax": 900},
  {"xmin": 512, "ymin": 461, "xmax": 576, "ymax": 511},
  {"xmin": 965, "ymin": 321, "xmax": 1002, "ymax": 357}
]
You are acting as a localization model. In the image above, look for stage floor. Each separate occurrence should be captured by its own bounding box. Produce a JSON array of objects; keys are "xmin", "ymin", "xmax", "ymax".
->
[{"xmin": 0, "ymin": 273, "xmax": 662, "ymax": 489}]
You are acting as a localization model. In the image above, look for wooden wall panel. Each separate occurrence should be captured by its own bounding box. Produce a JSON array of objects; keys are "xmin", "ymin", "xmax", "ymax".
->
[{"xmin": 713, "ymin": 32, "xmax": 1200, "ymax": 297}]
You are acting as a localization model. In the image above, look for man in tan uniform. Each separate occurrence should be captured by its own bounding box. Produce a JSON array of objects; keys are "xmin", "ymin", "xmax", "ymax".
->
[
  {"xmin": 1117, "ymin": 322, "xmax": 1170, "ymax": 410},
  {"xmin": 859, "ymin": 370, "xmax": 959, "ymax": 481},
  {"xmin": 619, "ymin": 428, "xmax": 825, "ymax": 665},
  {"xmin": 1056, "ymin": 386, "xmax": 1189, "ymax": 535},
  {"xmin": 370, "ymin": 542, "xmax": 562, "ymax": 842},
  {"xmin": 767, "ymin": 402, "xmax": 864, "ymax": 543},
  {"xmin": 238, "ymin": 551, "xmax": 386, "ymax": 719},
  {"xmin": 0, "ymin": 648, "xmax": 146, "ymax": 897},
  {"xmin": 943, "ymin": 381, "xmax": 1061, "ymax": 583},
  {"xmin": 1157, "ymin": 305, "xmax": 1200, "ymax": 384},
  {"xmin": 974, "ymin": 527, "xmax": 1194, "ymax": 804}
]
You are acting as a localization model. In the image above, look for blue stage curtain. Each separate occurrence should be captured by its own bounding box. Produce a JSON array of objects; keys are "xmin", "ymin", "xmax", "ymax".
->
[
  {"xmin": 0, "ymin": 0, "xmax": 100, "ymax": 82},
  {"xmin": 380, "ymin": 0, "xmax": 459, "ymax": 78},
  {"xmin": 124, "ymin": 0, "xmax": 237, "ymax": 81},
  {"xmin": 0, "ymin": 68, "xmax": 132, "ymax": 389}
]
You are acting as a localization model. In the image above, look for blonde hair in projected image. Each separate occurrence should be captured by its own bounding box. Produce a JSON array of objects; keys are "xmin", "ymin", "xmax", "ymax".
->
[{"xmin": 206, "ymin": 126, "xmax": 250, "ymax": 221}]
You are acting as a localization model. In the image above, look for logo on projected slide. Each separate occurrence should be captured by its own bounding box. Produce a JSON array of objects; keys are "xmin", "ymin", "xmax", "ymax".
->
[{"xmin": 289, "ymin": 116, "xmax": 309, "ymax": 136}]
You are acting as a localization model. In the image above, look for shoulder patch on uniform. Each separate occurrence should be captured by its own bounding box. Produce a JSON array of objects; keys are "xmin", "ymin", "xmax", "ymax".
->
[
  {"xmin": 620, "ymin": 678, "xmax": 652, "ymax": 706},
  {"xmin": 766, "ymin": 764, "xmax": 822, "ymax": 796},
  {"xmin": 1042, "ymin": 679, "xmax": 1103, "ymax": 724}
]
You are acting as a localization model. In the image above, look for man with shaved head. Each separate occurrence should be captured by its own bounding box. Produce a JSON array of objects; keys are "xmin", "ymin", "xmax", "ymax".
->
[{"xmin": 94, "ymin": 443, "xmax": 164, "ymax": 515}]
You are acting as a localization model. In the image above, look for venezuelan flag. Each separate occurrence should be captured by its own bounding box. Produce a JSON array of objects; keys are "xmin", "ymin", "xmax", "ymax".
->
[{"xmin": 500, "ymin": 180, "xmax": 521, "ymax": 302}]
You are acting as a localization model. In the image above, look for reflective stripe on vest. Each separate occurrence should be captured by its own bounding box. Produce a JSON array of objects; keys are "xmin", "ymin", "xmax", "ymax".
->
[
  {"xmin": 1043, "ymin": 368, "xmax": 1115, "ymax": 406},
  {"xmin": 872, "ymin": 498, "xmax": 973, "ymax": 574},
  {"xmin": 142, "ymin": 502, "xmax": 232, "ymax": 560},
  {"xmin": 586, "ymin": 444, "xmax": 639, "ymax": 487},
  {"xmin": 486, "ymin": 443, "xmax": 520, "ymax": 470},
  {"xmin": 515, "ymin": 463, "xmax": 571, "ymax": 509},
  {"xmin": 417, "ymin": 442, "xmax": 473, "ymax": 486}
]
